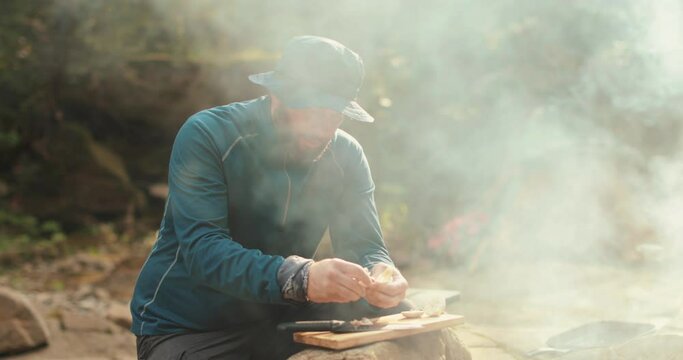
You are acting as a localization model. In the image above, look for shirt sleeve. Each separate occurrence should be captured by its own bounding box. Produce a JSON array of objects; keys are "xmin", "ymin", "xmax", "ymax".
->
[
  {"xmin": 168, "ymin": 116, "xmax": 286, "ymax": 304},
  {"xmin": 277, "ymin": 255, "xmax": 313, "ymax": 303},
  {"xmin": 328, "ymin": 145, "xmax": 394, "ymax": 270}
]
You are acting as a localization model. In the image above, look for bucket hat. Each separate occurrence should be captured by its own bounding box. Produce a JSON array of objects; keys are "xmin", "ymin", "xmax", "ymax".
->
[{"xmin": 249, "ymin": 35, "xmax": 374, "ymax": 123}]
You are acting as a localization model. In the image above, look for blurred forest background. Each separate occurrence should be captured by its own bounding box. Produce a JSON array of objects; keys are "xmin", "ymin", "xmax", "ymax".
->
[{"xmin": 1, "ymin": 0, "xmax": 682, "ymax": 270}]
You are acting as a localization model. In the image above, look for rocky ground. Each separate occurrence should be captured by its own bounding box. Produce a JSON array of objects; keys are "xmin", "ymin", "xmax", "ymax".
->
[
  {"xmin": 2, "ymin": 240, "xmax": 683, "ymax": 359},
  {"xmin": 0, "ymin": 249, "xmax": 144, "ymax": 359}
]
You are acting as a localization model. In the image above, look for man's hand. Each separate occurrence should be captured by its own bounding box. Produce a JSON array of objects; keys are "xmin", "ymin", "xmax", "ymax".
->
[
  {"xmin": 365, "ymin": 263, "xmax": 408, "ymax": 309},
  {"xmin": 307, "ymin": 258, "xmax": 373, "ymax": 303}
]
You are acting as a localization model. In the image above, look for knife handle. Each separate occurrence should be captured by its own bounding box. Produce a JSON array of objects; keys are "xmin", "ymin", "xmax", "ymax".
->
[{"xmin": 277, "ymin": 320, "xmax": 344, "ymax": 332}]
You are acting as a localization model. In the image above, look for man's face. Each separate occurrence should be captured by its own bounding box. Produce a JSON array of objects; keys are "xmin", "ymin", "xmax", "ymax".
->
[{"xmin": 271, "ymin": 96, "xmax": 344, "ymax": 165}]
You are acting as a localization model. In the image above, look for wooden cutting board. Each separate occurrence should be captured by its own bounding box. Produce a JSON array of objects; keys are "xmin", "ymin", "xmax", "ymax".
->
[{"xmin": 292, "ymin": 313, "xmax": 465, "ymax": 350}]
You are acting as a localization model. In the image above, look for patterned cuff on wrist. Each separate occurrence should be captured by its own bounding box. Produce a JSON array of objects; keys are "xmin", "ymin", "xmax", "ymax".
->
[{"xmin": 277, "ymin": 255, "xmax": 313, "ymax": 303}]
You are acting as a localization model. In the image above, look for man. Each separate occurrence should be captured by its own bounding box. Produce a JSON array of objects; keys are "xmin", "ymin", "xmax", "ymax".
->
[{"xmin": 130, "ymin": 35, "xmax": 410, "ymax": 359}]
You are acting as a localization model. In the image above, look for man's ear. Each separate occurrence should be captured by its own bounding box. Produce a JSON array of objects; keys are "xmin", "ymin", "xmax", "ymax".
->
[
  {"xmin": 270, "ymin": 93, "xmax": 283, "ymax": 124},
  {"xmin": 270, "ymin": 93, "xmax": 281, "ymax": 110}
]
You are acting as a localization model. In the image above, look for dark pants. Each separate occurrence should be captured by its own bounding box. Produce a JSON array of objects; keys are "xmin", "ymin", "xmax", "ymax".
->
[{"xmin": 137, "ymin": 299, "xmax": 412, "ymax": 360}]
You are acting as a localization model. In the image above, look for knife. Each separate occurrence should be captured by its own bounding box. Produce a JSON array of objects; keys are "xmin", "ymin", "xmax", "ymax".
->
[{"xmin": 276, "ymin": 320, "xmax": 423, "ymax": 333}]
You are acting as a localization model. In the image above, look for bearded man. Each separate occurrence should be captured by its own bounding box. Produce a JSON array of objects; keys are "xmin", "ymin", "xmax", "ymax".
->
[{"xmin": 130, "ymin": 35, "xmax": 410, "ymax": 359}]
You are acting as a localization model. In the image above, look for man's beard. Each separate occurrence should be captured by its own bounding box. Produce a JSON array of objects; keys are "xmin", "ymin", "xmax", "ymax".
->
[{"xmin": 272, "ymin": 104, "xmax": 332, "ymax": 166}]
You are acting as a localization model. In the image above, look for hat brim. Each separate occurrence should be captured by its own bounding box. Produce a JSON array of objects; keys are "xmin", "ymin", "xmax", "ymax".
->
[{"xmin": 248, "ymin": 71, "xmax": 374, "ymax": 123}]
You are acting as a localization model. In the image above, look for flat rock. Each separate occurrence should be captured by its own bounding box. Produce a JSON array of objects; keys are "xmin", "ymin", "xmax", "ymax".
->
[
  {"xmin": 288, "ymin": 328, "xmax": 471, "ymax": 360},
  {"xmin": 0, "ymin": 287, "xmax": 50, "ymax": 355},
  {"xmin": 148, "ymin": 183, "xmax": 169, "ymax": 199},
  {"xmin": 552, "ymin": 334, "xmax": 683, "ymax": 360},
  {"xmin": 106, "ymin": 302, "xmax": 132, "ymax": 329},
  {"xmin": 54, "ymin": 254, "xmax": 115, "ymax": 275},
  {"xmin": 60, "ymin": 311, "xmax": 116, "ymax": 334},
  {"xmin": 615, "ymin": 334, "xmax": 683, "ymax": 359},
  {"xmin": 3, "ymin": 330, "xmax": 137, "ymax": 360}
]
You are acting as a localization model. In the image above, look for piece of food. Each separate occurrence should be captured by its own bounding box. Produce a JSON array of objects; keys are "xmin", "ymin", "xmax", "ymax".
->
[
  {"xmin": 374, "ymin": 266, "xmax": 395, "ymax": 284},
  {"xmin": 349, "ymin": 317, "xmax": 374, "ymax": 327},
  {"xmin": 424, "ymin": 303, "xmax": 445, "ymax": 317},
  {"xmin": 401, "ymin": 310, "xmax": 424, "ymax": 319}
]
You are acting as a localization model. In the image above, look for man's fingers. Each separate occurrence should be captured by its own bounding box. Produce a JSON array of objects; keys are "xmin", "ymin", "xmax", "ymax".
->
[
  {"xmin": 368, "ymin": 268, "xmax": 408, "ymax": 297},
  {"xmin": 311, "ymin": 259, "xmax": 407, "ymax": 305},
  {"xmin": 374, "ymin": 280, "xmax": 407, "ymax": 297},
  {"xmin": 366, "ymin": 289, "xmax": 401, "ymax": 308},
  {"xmin": 332, "ymin": 284, "xmax": 361, "ymax": 303},
  {"xmin": 331, "ymin": 270, "xmax": 367, "ymax": 298},
  {"xmin": 335, "ymin": 259, "xmax": 373, "ymax": 287}
]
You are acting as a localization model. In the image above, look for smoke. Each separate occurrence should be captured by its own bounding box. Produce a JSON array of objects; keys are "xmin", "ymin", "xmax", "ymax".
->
[
  {"xmin": 134, "ymin": 1, "xmax": 682, "ymax": 265},
  {"xmin": 50, "ymin": 0, "xmax": 682, "ymax": 339}
]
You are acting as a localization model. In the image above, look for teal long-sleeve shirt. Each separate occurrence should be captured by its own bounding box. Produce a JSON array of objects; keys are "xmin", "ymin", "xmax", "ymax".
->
[{"xmin": 129, "ymin": 96, "xmax": 393, "ymax": 335}]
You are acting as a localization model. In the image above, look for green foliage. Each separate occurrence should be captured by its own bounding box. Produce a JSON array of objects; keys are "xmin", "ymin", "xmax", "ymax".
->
[
  {"xmin": 0, "ymin": 131, "xmax": 20, "ymax": 149},
  {"xmin": 49, "ymin": 279, "xmax": 65, "ymax": 291},
  {"xmin": 0, "ymin": 209, "xmax": 66, "ymax": 253}
]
